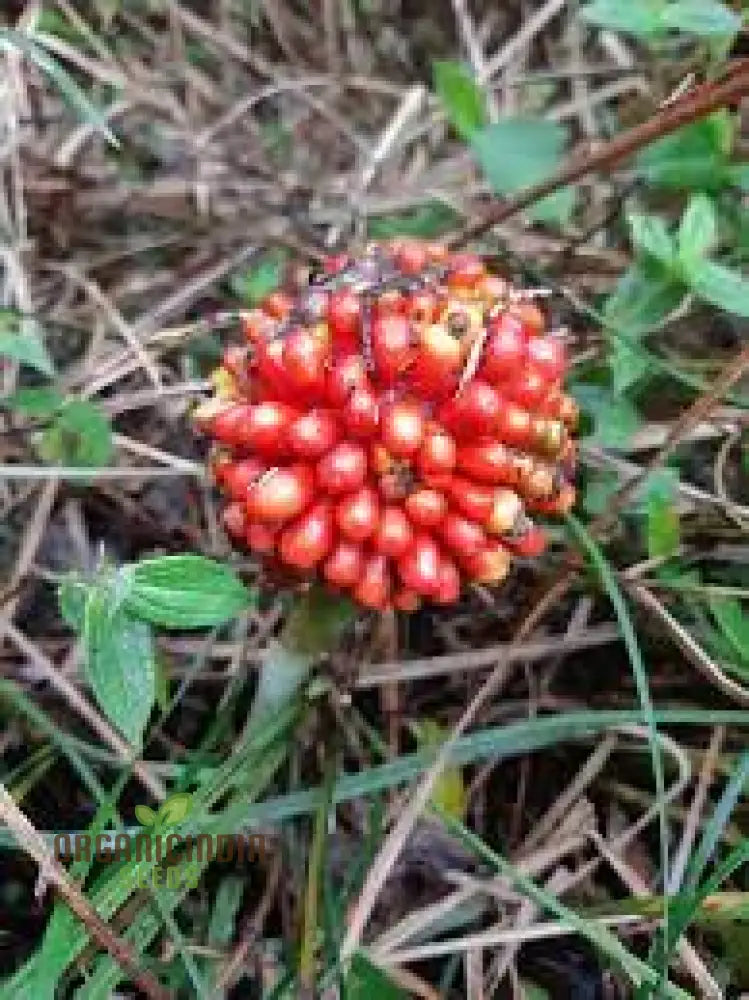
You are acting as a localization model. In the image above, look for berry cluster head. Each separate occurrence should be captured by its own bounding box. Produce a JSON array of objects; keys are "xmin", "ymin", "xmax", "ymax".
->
[{"xmin": 197, "ymin": 240, "xmax": 577, "ymax": 611}]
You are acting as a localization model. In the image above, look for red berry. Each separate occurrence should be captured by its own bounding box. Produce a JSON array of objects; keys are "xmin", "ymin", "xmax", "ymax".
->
[
  {"xmin": 456, "ymin": 441, "xmax": 514, "ymax": 484},
  {"xmin": 239, "ymin": 401, "xmax": 297, "ymax": 456},
  {"xmin": 343, "ymin": 386, "xmax": 379, "ymax": 438},
  {"xmin": 248, "ymin": 465, "xmax": 313, "ymax": 523},
  {"xmin": 435, "ymin": 557, "xmax": 461, "ymax": 604},
  {"xmin": 393, "ymin": 588, "xmax": 420, "ymax": 612},
  {"xmin": 372, "ymin": 314, "xmax": 413, "ymax": 385},
  {"xmin": 406, "ymin": 290, "xmax": 439, "ymax": 324},
  {"xmin": 439, "ymin": 514, "xmax": 486, "ymax": 561},
  {"xmin": 221, "ymin": 457, "xmax": 263, "ymax": 499},
  {"xmin": 508, "ymin": 525, "xmax": 547, "ymax": 558},
  {"xmin": 316, "ymin": 441, "xmax": 368, "ymax": 494},
  {"xmin": 381, "ymin": 401, "xmax": 424, "ymax": 457},
  {"xmin": 486, "ymin": 489, "xmax": 523, "ymax": 534},
  {"xmin": 512, "ymin": 302, "xmax": 545, "ymax": 338},
  {"xmin": 398, "ymin": 533, "xmax": 441, "ymax": 596},
  {"xmin": 279, "ymin": 502, "xmax": 333, "ymax": 569},
  {"xmin": 261, "ymin": 290, "xmax": 293, "ymax": 320},
  {"xmin": 374, "ymin": 505, "xmax": 413, "ymax": 557},
  {"xmin": 323, "ymin": 541, "xmax": 363, "ymax": 589},
  {"xmin": 287, "ymin": 410, "xmax": 339, "ymax": 459},
  {"xmin": 210, "ymin": 404, "xmax": 254, "ymax": 447},
  {"xmin": 440, "ymin": 380, "xmax": 500, "ymax": 437},
  {"xmin": 495, "ymin": 401, "xmax": 533, "ymax": 449},
  {"xmin": 282, "ymin": 327, "xmax": 329, "ymax": 392},
  {"xmin": 328, "ymin": 289, "xmax": 361, "ymax": 351},
  {"xmin": 465, "ymin": 541, "xmax": 511, "ymax": 584},
  {"xmin": 405, "ymin": 488, "xmax": 447, "ymax": 528},
  {"xmin": 395, "ymin": 239, "xmax": 428, "ymax": 275},
  {"xmin": 447, "ymin": 254, "xmax": 485, "ymax": 290},
  {"xmin": 526, "ymin": 336, "xmax": 566, "ymax": 382},
  {"xmin": 417, "ymin": 428, "xmax": 456, "ymax": 478},
  {"xmin": 374, "ymin": 289, "xmax": 406, "ymax": 317},
  {"xmin": 255, "ymin": 338, "xmax": 295, "ymax": 401},
  {"xmin": 447, "ymin": 478, "xmax": 494, "ymax": 523},
  {"xmin": 412, "ymin": 324, "xmax": 461, "ymax": 397},
  {"xmin": 241, "ymin": 308, "xmax": 272, "ymax": 344},
  {"xmin": 506, "ymin": 369, "xmax": 548, "ymax": 409},
  {"xmin": 325, "ymin": 355, "xmax": 367, "ymax": 407},
  {"xmin": 335, "ymin": 486, "xmax": 379, "ymax": 542},
  {"xmin": 245, "ymin": 521, "xmax": 277, "ymax": 555},
  {"xmin": 354, "ymin": 553, "xmax": 391, "ymax": 610},
  {"xmin": 481, "ymin": 314, "xmax": 526, "ymax": 383}
]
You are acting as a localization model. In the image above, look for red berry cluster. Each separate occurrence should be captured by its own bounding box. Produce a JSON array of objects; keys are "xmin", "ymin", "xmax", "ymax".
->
[{"xmin": 197, "ymin": 240, "xmax": 577, "ymax": 611}]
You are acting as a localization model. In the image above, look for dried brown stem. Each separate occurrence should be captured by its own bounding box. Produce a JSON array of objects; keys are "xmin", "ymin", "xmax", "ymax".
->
[{"xmin": 450, "ymin": 61, "xmax": 749, "ymax": 249}]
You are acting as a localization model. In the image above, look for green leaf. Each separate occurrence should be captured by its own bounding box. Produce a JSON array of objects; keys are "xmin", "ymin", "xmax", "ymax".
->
[
  {"xmin": 230, "ymin": 251, "xmax": 286, "ymax": 307},
  {"xmin": 346, "ymin": 953, "xmax": 408, "ymax": 999},
  {"xmin": 0, "ymin": 30, "xmax": 118, "ymax": 146},
  {"xmin": 610, "ymin": 340, "xmax": 650, "ymax": 394},
  {"xmin": 628, "ymin": 212, "xmax": 675, "ymax": 267},
  {"xmin": 5, "ymin": 386, "xmax": 64, "ymax": 417},
  {"xmin": 646, "ymin": 470, "xmax": 681, "ymax": 559},
  {"xmin": 433, "ymin": 60, "xmax": 487, "ymax": 141},
  {"xmin": 634, "ymin": 112, "xmax": 735, "ymax": 191},
  {"xmin": 604, "ymin": 264, "xmax": 684, "ymax": 337},
  {"xmin": 471, "ymin": 118, "xmax": 575, "ymax": 224},
  {"xmin": 124, "ymin": 554, "xmax": 251, "ymax": 628},
  {"xmin": 156, "ymin": 792, "xmax": 193, "ymax": 827},
  {"xmin": 134, "ymin": 804, "xmax": 157, "ymax": 826},
  {"xmin": 0, "ymin": 313, "xmax": 54, "ymax": 376},
  {"xmin": 37, "ymin": 400, "xmax": 113, "ymax": 467},
  {"xmin": 581, "ymin": 0, "xmax": 665, "ymax": 37},
  {"xmin": 678, "ymin": 194, "xmax": 718, "ymax": 262},
  {"xmin": 82, "ymin": 592, "xmax": 156, "ymax": 747},
  {"xmin": 575, "ymin": 384, "xmax": 640, "ymax": 448},
  {"xmin": 660, "ymin": 0, "xmax": 741, "ymax": 36},
  {"xmin": 683, "ymin": 257, "xmax": 749, "ymax": 318}
]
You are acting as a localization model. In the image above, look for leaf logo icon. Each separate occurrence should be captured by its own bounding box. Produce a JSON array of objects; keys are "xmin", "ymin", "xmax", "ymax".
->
[{"xmin": 134, "ymin": 804, "xmax": 157, "ymax": 826}]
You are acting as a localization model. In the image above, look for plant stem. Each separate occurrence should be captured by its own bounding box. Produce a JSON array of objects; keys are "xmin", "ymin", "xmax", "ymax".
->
[{"xmin": 248, "ymin": 587, "xmax": 355, "ymax": 728}]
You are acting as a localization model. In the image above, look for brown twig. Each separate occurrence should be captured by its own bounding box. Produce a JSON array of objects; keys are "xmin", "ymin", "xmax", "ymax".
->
[
  {"xmin": 449, "ymin": 60, "xmax": 749, "ymax": 249},
  {"xmin": 0, "ymin": 785, "xmax": 171, "ymax": 1000}
]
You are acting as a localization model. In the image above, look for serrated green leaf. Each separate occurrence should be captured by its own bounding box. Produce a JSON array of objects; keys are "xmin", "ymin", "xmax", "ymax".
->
[
  {"xmin": 628, "ymin": 212, "xmax": 675, "ymax": 267},
  {"xmin": 575, "ymin": 385, "xmax": 640, "ymax": 448},
  {"xmin": 230, "ymin": 251, "xmax": 286, "ymax": 306},
  {"xmin": 678, "ymin": 194, "xmax": 718, "ymax": 263},
  {"xmin": 433, "ymin": 60, "xmax": 487, "ymax": 141},
  {"xmin": 471, "ymin": 118, "xmax": 575, "ymax": 224},
  {"xmin": 0, "ymin": 313, "xmax": 54, "ymax": 376},
  {"xmin": 683, "ymin": 257, "xmax": 749, "ymax": 318},
  {"xmin": 346, "ymin": 953, "xmax": 408, "ymax": 999},
  {"xmin": 134, "ymin": 804, "xmax": 157, "ymax": 826},
  {"xmin": 660, "ymin": 0, "xmax": 741, "ymax": 36},
  {"xmin": 603, "ymin": 264, "xmax": 684, "ymax": 337},
  {"xmin": 125, "ymin": 554, "xmax": 251, "ymax": 628},
  {"xmin": 37, "ymin": 400, "xmax": 113, "ymax": 467},
  {"xmin": 5, "ymin": 386, "xmax": 64, "ymax": 417},
  {"xmin": 82, "ymin": 593, "xmax": 155, "ymax": 747}
]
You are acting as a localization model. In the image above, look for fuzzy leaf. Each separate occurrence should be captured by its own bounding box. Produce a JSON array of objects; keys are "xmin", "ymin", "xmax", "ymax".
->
[
  {"xmin": 0, "ymin": 313, "xmax": 54, "ymax": 376},
  {"xmin": 678, "ymin": 194, "xmax": 718, "ymax": 262},
  {"xmin": 125, "ymin": 554, "xmax": 251, "ymax": 628},
  {"xmin": 683, "ymin": 257, "xmax": 749, "ymax": 318},
  {"xmin": 37, "ymin": 400, "xmax": 113, "ymax": 468}
]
